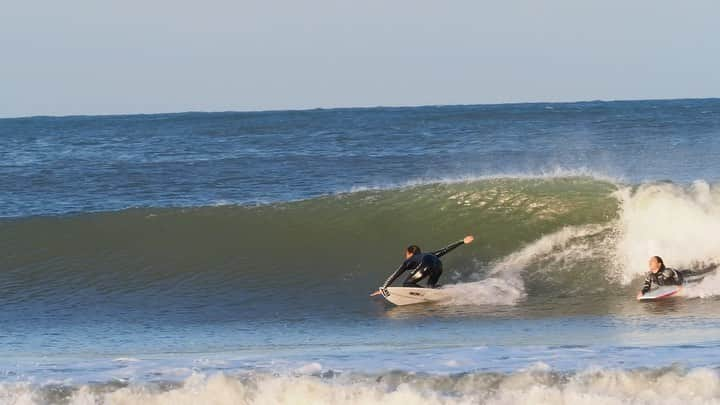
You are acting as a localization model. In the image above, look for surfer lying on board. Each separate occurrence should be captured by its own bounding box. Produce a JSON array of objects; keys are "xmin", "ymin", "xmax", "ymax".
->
[
  {"xmin": 637, "ymin": 256, "xmax": 719, "ymax": 299},
  {"xmin": 370, "ymin": 235, "xmax": 474, "ymax": 296},
  {"xmin": 637, "ymin": 256, "xmax": 682, "ymax": 299}
]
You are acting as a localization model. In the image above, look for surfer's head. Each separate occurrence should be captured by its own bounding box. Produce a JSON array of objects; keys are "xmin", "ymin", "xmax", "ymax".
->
[
  {"xmin": 649, "ymin": 256, "xmax": 665, "ymax": 273},
  {"xmin": 405, "ymin": 245, "xmax": 421, "ymax": 259}
]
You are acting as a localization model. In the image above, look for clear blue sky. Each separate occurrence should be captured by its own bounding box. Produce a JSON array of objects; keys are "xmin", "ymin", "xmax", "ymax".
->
[{"xmin": 2, "ymin": 0, "xmax": 719, "ymax": 118}]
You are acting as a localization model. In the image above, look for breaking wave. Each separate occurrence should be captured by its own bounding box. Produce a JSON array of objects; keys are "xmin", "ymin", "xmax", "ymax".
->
[
  {"xmin": 4, "ymin": 364, "xmax": 720, "ymax": 405},
  {"xmin": 3, "ymin": 175, "xmax": 720, "ymax": 319}
]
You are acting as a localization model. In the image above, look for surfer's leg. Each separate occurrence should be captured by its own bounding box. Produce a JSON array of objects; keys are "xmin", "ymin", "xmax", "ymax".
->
[
  {"xmin": 403, "ymin": 267, "xmax": 430, "ymax": 287},
  {"xmin": 680, "ymin": 266, "xmax": 716, "ymax": 283},
  {"xmin": 427, "ymin": 266, "xmax": 443, "ymax": 288},
  {"xmin": 687, "ymin": 264, "xmax": 718, "ymax": 276}
]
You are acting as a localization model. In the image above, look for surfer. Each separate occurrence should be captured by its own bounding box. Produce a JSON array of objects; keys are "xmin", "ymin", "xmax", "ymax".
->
[
  {"xmin": 637, "ymin": 256, "xmax": 719, "ymax": 298},
  {"xmin": 370, "ymin": 235, "xmax": 474, "ymax": 296},
  {"xmin": 637, "ymin": 256, "xmax": 683, "ymax": 299}
]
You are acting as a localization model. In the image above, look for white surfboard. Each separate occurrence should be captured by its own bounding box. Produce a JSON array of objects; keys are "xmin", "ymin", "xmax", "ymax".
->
[
  {"xmin": 381, "ymin": 287, "xmax": 449, "ymax": 306},
  {"xmin": 637, "ymin": 285, "xmax": 683, "ymax": 301}
]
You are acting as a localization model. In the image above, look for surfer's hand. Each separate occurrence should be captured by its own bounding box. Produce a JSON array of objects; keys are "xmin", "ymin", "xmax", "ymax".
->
[
  {"xmin": 464, "ymin": 235, "xmax": 474, "ymax": 244},
  {"xmin": 636, "ymin": 291, "xmax": 643, "ymax": 299},
  {"xmin": 370, "ymin": 289, "xmax": 382, "ymax": 297}
]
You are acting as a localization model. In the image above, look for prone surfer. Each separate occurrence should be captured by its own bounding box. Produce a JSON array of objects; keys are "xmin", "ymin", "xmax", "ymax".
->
[
  {"xmin": 637, "ymin": 256, "xmax": 718, "ymax": 299},
  {"xmin": 370, "ymin": 235, "xmax": 474, "ymax": 296},
  {"xmin": 637, "ymin": 256, "xmax": 683, "ymax": 299}
]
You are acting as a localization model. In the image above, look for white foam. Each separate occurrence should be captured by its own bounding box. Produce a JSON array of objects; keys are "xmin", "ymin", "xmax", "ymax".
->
[
  {"xmin": 684, "ymin": 271, "xmax": 720, "ymax": 298},
  {"xmin": 441, "ymin": 224, "xmax": 609, "ymax": 306},
  {"xmin": 614, "ymin": 181, "xmax": 720, "ymax": 285},
  {"xmin": 4, "ymin": 366, "xmax": 720, "ymax": 405},
  {"xmin": 112, "ymin": 357, "xmax": 141, "ymax": 363},
  {"xmin": 295, "ymin": 362, "xmax": 323, "ymax": 375}
]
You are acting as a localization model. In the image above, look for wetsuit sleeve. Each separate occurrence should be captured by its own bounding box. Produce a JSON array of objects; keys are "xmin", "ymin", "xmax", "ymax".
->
[
  {"xmin": 662, "ymin": 268, "xmax": 682, "ymax": 285},
  {"xmin": 641, "ymin": 273, "xmax": 652, "ymax": 294},
  {"xmin": 432, "ymin": 240, "xmax": 465, "ymax": 258},
  {"xmin": 382, "ymin": 261, "xmax": 409, "ymax": 288}
]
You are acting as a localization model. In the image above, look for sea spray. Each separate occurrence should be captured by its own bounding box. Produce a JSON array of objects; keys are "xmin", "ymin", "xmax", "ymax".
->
[
  {"xmin": 442, "ymin": 224, "xmax": 612, "ymax": 306},
  {"xmin": 614, "ymin": 181, "xmax": 720, "ymax": 283}
]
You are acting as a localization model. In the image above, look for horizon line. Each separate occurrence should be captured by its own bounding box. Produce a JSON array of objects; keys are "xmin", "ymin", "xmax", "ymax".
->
[{"xmin": 2, "ymin": 95, "xmax": 718, "ymax": 121}]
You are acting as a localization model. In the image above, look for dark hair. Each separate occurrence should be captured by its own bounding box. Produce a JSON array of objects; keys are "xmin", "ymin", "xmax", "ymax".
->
[
  {"xmin": 653, "ymin": 256, "xmax": 666, "ymax": 271},
  {"xmin": 406, "ymin": 245, "xmax": 421, "ymax": 255}
]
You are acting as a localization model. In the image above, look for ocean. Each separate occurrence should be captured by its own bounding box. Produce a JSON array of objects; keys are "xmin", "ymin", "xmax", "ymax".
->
[{"xmin": 2, "ymin": 98, "xmax": 720, "ymax": 404}]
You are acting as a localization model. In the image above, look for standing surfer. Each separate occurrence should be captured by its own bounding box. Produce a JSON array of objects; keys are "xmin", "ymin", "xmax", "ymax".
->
[{"xmin": 371, "ymin": 235, "xmax": 474, "ymax": 296}]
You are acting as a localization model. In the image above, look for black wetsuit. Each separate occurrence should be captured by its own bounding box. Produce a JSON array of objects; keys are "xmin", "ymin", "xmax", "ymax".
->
[
  {"xmin": 640, "ymin": 264, "xmax": 719, "ymax": 294},
  {"xmin": 641, "ymin": 267, "xmax": 683, "ymax": 294},
  {"xmin": 382, "ymin": 240, "xmax": 465, "ymax": 289}
]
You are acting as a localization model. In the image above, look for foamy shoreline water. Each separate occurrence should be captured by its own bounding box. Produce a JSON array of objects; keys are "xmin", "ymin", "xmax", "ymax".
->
[{"xmin": 4, "ymin": 365, "xmax": 720, "ymax": 405}]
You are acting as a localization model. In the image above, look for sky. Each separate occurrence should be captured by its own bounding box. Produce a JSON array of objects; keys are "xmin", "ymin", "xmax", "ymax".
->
[{"xmin": 1, "ymin": 0, "xmax": 719, "ymax": 118}]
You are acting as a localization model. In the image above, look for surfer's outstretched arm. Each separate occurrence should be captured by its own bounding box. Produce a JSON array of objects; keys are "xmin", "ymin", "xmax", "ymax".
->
[
  {"xmin": 381, "ymin": 263, "xmax": 409, "ymax": 289},
  {"xmin": 371, "ymin": 263, "xmax": 409, "ymax": 296},
  {"xmin": 432, "ymin": 235, "xmax": 474, "ymax": 258}
]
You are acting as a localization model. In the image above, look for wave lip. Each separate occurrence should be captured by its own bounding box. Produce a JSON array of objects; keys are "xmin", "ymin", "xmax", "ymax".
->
[{"xmin": 347, "ymin": 167, "xmax": 623, "ymax": 194}]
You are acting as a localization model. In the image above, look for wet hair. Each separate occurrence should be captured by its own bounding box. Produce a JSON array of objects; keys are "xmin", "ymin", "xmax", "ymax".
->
[
  {"xmin": 652, "ymin": 256, "xmax": 666, "ymax": 271},
  {"xmin": 406, "ymin": 245, "xmax": 421, "ymax": 255}
]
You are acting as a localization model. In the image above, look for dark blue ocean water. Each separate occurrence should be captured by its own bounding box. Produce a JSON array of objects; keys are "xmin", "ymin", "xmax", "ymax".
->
[{"xmin": 1, "ymin": 99, "xmax": 719, "ymax": 218}]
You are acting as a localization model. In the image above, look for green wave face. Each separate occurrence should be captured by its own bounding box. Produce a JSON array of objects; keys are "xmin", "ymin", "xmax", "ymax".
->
[
  {"xmin": 5, "ymin": 176, "xmax": 720, "ymax": 319},
  {"xmin": 0, "ymin": 177, "xmax": 620, "ymax": 314}
]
